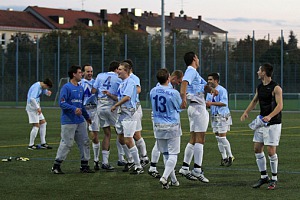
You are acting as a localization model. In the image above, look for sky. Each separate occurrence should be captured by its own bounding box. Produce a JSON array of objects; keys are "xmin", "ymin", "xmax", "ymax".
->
[{"xmin": 1, "ymin": 0, "xmax": 300, "ymax": 42}]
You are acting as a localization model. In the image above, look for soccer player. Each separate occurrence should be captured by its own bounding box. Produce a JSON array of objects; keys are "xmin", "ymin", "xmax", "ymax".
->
[
  {"xmin": 123, "ymin": 59, "xmax": 149, "ymax": 168},
  {"xmin": 79, "ymin": 64, "xmax": 103, "ymax": 170},
  {"xmin": 111, "ymin": 62, "xmax": 143, "ymax": 175},
  {"xmin": 178, "ymin": 51, "xmax": 209, "ymax": 183},
  {"xmin": 26, "ymin": 78, "xmax": 53, "ymax": 150},
  {"xmin": 206, "ymin": 72, "xmax": 234, "ymax": 167},
  {"xmin": 92, "ymin": 61, "xmax": 125, "ymax": 170},
  {"xmin": 240, "ymin": 63, "xmax": 283, "ymax": 190},
  {"xmin": 150, "ymin": 68, "xmax": 182, "ymax": 189},
  {"xmin": 51, "ymin": 65, "xmax": 94, "ymax": 174},
  {"xmin": 148, "ymin": 70, "xmax": 183, "ymax": 178}
]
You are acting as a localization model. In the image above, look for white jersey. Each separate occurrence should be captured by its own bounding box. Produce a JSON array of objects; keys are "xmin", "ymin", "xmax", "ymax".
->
[
  {"xmin": 130, "ymin": 73, "xmax": 141, "ymax": 103},
  {"xmin": 183, "ymin": 66, "xmax": 207, "ymax": 105},
  {"xmin": 79, "ymin": 78, "xmax": 96, "ymax": 106},
  {"xmin": 26, "ymin": 82, "xmax": 49, "ymax": 111}
]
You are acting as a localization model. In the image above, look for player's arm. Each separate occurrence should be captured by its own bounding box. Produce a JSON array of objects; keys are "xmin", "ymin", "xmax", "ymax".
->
[
  {"xmin": 263, "ymin": 85, "xmax": 283, "ymax": 122},
  {"xmin": 111, "ymin": 96, "xmax": 130, "ymax": 112},
  {"xmin": 240, "ymin": 90, "xmax": 259, "ymax": 121},
  {"xmin": 136, "ymin": 86, "xmax": 141, "ymax": 94},
  {"xmin": 102, "ymin": 90, "xmax": 118, "ymax": 101},
  {"xmin": 180, "ymin": 80, "xmax": 188, "ymax": 109}
]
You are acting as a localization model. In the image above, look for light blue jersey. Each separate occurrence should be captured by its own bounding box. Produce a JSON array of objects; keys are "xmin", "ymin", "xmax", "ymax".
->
[
  {"xmin": 93, "ymin": 72, "xmax": 121, "ymax": 99},
  {"xmin": 117, "ymin": 77, "xmax": 137, "ymax": 109},
  {"xmin": 150, "ymin": 85, "xmax": 182, "ymax": 124},
  {"xmin": 130, "ymin": 73, "xmax": 140, "ymax": 103},
  {"xmin": 206, "ymin": 84, "xmax": 230, "ymax": 116},
  {"xmin": 26, "ymin": 82, "xmax": 49, "ymax": 108},
  {"xmin": 79, "ymin": 78, "xmax": 96, "ymax": 106}
]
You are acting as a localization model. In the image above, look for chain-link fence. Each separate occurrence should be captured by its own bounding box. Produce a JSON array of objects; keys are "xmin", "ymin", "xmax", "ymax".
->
[{"xmin": 1, "ymin": 30, "xmax": 300, "ymax": 110}]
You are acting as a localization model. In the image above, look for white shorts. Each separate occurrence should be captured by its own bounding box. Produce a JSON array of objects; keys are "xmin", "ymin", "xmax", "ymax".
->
[
  {"xmin": 98, "ymin": 107, "xmax": 117, "ymax": 128},
  {"xmin": 27, "ymin": 110, "xmax": 45, "ymax": 124},
  {"xmin": 115, "ymin": 119, "xmax": 137, "ymax": 137},
  {"xmin": 135, "ymin": 104, "xmax": 143, "ymax": 131},
  {"xmin": 211, "ymin": 115, "xmax": 232, "ymax": 134},
  {"xmin": 187, "ymin": 104, "xmax": 209, "ymax": 132},
  {"xmin": 253, "ymin": 124, "xmax": 281, "ymax": 146},
  {"xmin": 86, "ymin": 107, "xmax": 99, "ymax": 132},
  {"xmin": 157, "ymin": 136, "xmax": 181, "ymax": 155}
]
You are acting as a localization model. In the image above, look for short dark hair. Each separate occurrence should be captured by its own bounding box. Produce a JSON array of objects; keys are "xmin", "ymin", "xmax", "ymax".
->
[
  {"xmin": 123, "ymin": 59, "xmax": 133, "ymax": 70},
  {"xmin": 156, "ymin": 68, "xmax": 169, "ymax": 84},
  {"xmin": 43, "ymin": 78, "xmax": 53, "ymax": 88},
  {"xmin": 208, "ymin": 72, "xmax": 220, "ymax": 82},
  {"xmin": 261, "ymin": 63, "xmax": 273, "ymax": 77},
  {"xmin": 109, "ymin": 61, "xmax": 120, "ymax": 72},
  {"xmin": 184, "ymin": 51, "xmax": 196, "ymax": 66},
  {"xmin": 68, "ymin": 65, "xmax": 81, "ymax": 79},
  {"xmin": 82, "ymin": 64, "xmax": 91, "ymax": 72}
]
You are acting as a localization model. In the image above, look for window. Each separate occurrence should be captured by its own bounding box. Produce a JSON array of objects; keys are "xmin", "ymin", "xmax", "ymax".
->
[{"xmin": 0, "ymin": 33, "xmax": 6, "ymax": 45}]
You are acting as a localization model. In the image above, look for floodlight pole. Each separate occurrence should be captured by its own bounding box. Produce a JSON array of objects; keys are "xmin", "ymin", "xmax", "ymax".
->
[{"xmin": 161, "ymin": 0, "xmax": 166, "ymax": 68}]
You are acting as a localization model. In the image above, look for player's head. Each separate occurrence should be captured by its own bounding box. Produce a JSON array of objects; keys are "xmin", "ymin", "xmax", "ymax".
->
[
  {"xmin": 109, "ymin": 61, "xmax": 120, "ymax": 72},
  {"xmin": 123, "ymin": 59, "xmax": 133, "ymax": 72},
  {"xmin": 118, "ymin": 62, "xmax": 131, "ymax": 79},
  {"xmin": 170, "ymin": 70, "xmax": 183, "ymax": 85},
  {"xmin": 184, "ymin": 51, "xmax": 199, "ymax": 67},
  {"xmin": 156, "ymin": 68, "xmax": 170, "ymax": 85},
  {"xmin": 43, "ymin": 78, "xmax": 53, "ymax": 89},
  {"xmin": 82, "ymin": 64, "xmax": 93, "ymax": 80},
  {"xmin": 207, "ymin": 72, "xmax": 220, "ymax": 87},
  {"xmin": 260, "ymin": 63, "xmax": 273, "ymax": 77},
  {"xmin": 68, "ymin": 65, "xmax": 82, "ymax": 81}
]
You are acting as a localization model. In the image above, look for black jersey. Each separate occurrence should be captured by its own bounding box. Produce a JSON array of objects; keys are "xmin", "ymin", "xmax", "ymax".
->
[{"xmin": 257, "ymin": 80, "xmax": 282, "ymax": 125}]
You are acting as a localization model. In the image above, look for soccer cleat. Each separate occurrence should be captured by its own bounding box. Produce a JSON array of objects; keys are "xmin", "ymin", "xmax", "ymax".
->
[
  {"xmin": 168, "ymin": 181, "xmax": 180, "ymax": 187},
  {"xmin": 220, "ymin": 158, "xmax": 228, "ymax": 166},
  {"xmin": 28, "ymin": 145, "xmax": 37, "ymax": 150},
  {"xmin": 51, "ymin": 166, "xmax": 64, "ymax": 174},
  {"xmin": 101, "ymin": 163, "xmax": 115, "ymax": 171},
  {"xmin": 226, "ymin": 156, "xmax": 234, "ymax": 167},
  {"xmin": 122, "ymin": 162, "xmax": 135, "ymax": 172},
  {"xmin": 117, "ymin": 160, "xmax": 128, "ymax": 166},
  {"xmin": 130, "ymin": 167, "xmax": 144, "ymax": 175},
  {"xmin": 80, "ymin": 166, "xmax": 95, "ymax": 173},
  {"xmin": 148, "ymin": 170, "xmax": 161, "ymax": 178},
  {"xmin": 252, "ymin": 177, "xmax": 270, "ymax": 188},
  {"xmin": 191, "ymin": 169, "xmax": 209, "ymax": 183},
  {"xmin": 160, "ymin": 177, "xmax": 169, "ymax": 189},
  {"xmin": 40, "ymin": 143, "xmax": 53, "ymax": 149},
  {"xmin": 178, "ymin": 168, "xmax": 198, "ymax": 181},
  {"xmin": 267, "ymin": 179, "xmax": 277, "ymax": 190},
  {"xmin": 140, "ymin": 157, "xmax": 150, "ymax": 168},
  {"xmin": 94, "ymin": 161, "xmax": 100, "ymax": 171}
]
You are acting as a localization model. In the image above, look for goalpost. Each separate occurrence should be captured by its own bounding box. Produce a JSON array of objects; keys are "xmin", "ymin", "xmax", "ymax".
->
[{"xmin": 53, "ymin": 77, "xmax": 70, "ymax": 106}]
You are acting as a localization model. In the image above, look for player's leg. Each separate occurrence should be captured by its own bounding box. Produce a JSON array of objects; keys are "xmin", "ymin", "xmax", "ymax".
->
[{"xmin": 27, "ymin": 110, "xmax": 40, "ymax": 150}]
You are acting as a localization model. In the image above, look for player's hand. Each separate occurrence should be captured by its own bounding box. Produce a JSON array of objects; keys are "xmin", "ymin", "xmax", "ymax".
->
[
  {"xmin": 46, "ymin": 91, "xmax": 52, "ymax": 96},
  {"xmin": 111, "ymin": 105, "xmax": 117, "ymax": 112},
  {"xmin": 75, "ymin": 108, "xmax": 82, "ymax": 116},
  {"xmin": 206, "ymin": 101, "xmax": 212, "ymax": 107},
  {"xmin": 181, "ymin": 100, "xmax": 187, "ymax": 109},
  {"xmin": 262, "ymin": 115, "xmax": 271, "ymax": 122},
  {"xmin": 86, "ymin": 118, "xmax": 92, "ymax": 124},
  {"xmin": 240, "ymin": 112, "xmax": 248, "ymax": 121},
  {"xmin": 37, "ymin": 108, "xmax": 42, "ymax": 115}
]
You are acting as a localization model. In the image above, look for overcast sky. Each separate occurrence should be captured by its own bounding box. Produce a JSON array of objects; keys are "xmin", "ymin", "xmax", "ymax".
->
[{"xmin": 1, "ymin": 0, "xmax": 299, "ymax": 41}]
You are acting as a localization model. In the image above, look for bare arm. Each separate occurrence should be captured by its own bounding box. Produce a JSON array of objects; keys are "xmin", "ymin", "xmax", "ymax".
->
[
  {"xmin": 180, "ymin": 81, "xmax": 188, "ymax": 109},
  {"xmin": 136, "ymin": 86, "xmax": 141, "ymax": 94},
  {"xmin": 111, "ymin": 96, "xmax": 130, "ymax": 112}
]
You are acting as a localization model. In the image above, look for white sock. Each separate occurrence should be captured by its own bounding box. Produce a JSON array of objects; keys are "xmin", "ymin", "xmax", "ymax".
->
[
  {"xmin": 29, "ymin": 126, "xmax": 39, "ymax": 146},
  {"xmin": 183, "ymin": 143, "xmax": 194, "ymax": 165},
  {"xmin": 102, "ymin": 150, "xmax": 109, "ymax": 164},
  {"xmin": 194, "ymin": 143, "xmax": 204, "ymax": 167},
  {"xmin": 216, "ymin": 136, "xmax": 227, "ymax": 159},
  {"xmin": 269, "ymin": 154, "xmax": 278, "ymax": 180},
  {"xmin": 220, "ymin": 136, "xmax": 233, "ymax": 157},
  {"xmin": 92, "ymin": 142, "xmax": 100, "ymax": 162},
  {"xmin": 129, "ymin": 146, "xmax": 141, "ymax": 168},
  {"xmin": 255, "ymin": 152, "xmax": 267, "ymax": 174},
  {"xmin": 39, "ymin": 123, "xmax": 47, "ymax": 144},
  {"xmin": 151, "ymin": 141, "xmax": 161, "ymax": 163},
  {"xmin": 116, "ymin": 140, "xmax": 125, "ymax": 161},
  {"xmin": 122, "ymin": 144, "xmax": 133, "ymax": 163},
  {"xmin": 162, "ymin": 154, "xmax": 177, "ymax": 181},
  {"xmin": 136, "ymin": 138, "xmax": 147, "ymax": 157}
]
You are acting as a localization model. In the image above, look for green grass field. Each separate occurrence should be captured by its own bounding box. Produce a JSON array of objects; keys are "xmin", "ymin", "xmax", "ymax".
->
[{"xmin": 0, "ymin": 108, "xmax": 299, "ymax": 200}]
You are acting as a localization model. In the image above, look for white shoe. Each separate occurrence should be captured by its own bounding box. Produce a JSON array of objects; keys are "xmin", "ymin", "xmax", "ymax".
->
[
  {"xmin": 168, "ymin": 180, "xmax": 180, "ymax": 187},
  {"xmin": 179, "ymin": 168, "xmax": 198, "ymax": 181},
  {"xmin": 191, "ymin": 169, "xmax": 209, "ymax": 183},
  {"xmin": 159, "ymin": 177, "xmax": 169, "ymax": 189}
]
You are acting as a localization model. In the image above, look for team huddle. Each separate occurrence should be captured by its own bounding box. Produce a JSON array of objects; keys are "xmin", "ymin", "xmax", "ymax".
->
[{"xmin": 26, "ymin": 52, "xmax": 283, "ymax": 190}]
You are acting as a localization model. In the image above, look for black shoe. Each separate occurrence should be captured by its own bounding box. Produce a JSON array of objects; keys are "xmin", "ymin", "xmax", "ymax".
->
[
  {"xmin": 130, "ymin": 167, "xmax": 144, "ymax": 175},
  {"xmin": 41, "ymin": 143, "xmax": 53, "ymax": 149},
  {"xmin": 101, "ymin": 163, "xmax": 115, "ymax": 171},
  {"xmin": 80, "ymin": 166, "xmax": 95, "ymax": 173},
  {"xmin": 94, "ymin": 161, "xmax": 100, "ymax": 171},
  {"xmin": 122, "ymin": 163, "xmax": 135, "ymax": 172},
  {"xmin": 252, "ymin": 177, "xmax": 270, "ymax": 188},
  {"xmin": 117, "ymin": 160, "xmax": 128, "ymax": 166},
  {"xmin": 28, "ymin": 145, "xmax": 37, "ymax": 150},
  {"xmin": 148, "ymin": 170, "xmax": 161, "ymax": 178},
  {"xmin": 140, "ymin": 156, "xmax": 150, "ymax": 168},
  {"xmin": 220, "ymin": 158, "xmax": 228, "ymax": 166},
  {"xmin": 226, "ymin": 156, "xmax": 234, "ymax": 167},
  {"xmin": 51, "ymin": 166, "xmax": 64, "ymax": 174}
]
